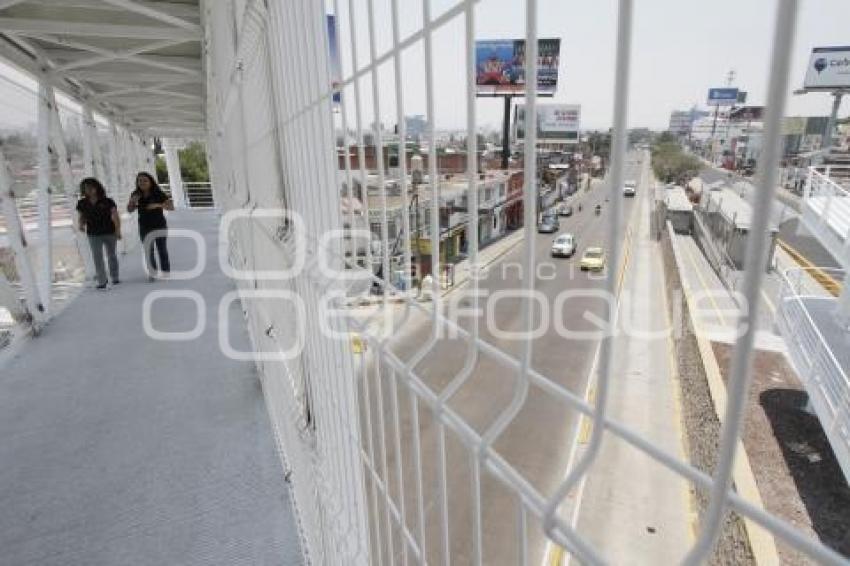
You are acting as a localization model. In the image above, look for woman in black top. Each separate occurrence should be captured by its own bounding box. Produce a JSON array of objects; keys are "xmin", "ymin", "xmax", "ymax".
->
[
  {"xmin": 76, "ymin": 177, "xmax": 121, "ymax": 289},
  {"xmin": 128, "ymin": 172, "xmax": 174, "ymax": 280}
]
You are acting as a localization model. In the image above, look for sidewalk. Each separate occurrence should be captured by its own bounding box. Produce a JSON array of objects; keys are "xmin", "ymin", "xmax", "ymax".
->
[
  {"xmin": 0, "ymin": 210, "xmax": 304, "ymax": 566},
  {"xmin": 572, "ymin": 185, "xmax": 693, "ymax": 563}
]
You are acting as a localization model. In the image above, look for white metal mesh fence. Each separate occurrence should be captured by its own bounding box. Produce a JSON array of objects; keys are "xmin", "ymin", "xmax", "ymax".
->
[{"xmin": 198, "ymin": 0, "xmax": 848, "ymax": 564}]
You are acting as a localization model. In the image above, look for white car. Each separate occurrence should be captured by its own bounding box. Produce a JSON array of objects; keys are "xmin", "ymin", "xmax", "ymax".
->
[
  {"xmin": 623, "ymin": 180, "xmax": 637, "ymax": 197},
  {"xmin": 551, "ymin": 233, "xmax": 576, "ymax": 258}
]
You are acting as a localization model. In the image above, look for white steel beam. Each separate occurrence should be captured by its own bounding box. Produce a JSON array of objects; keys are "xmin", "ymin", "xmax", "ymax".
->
[
  {"xmin": 100, "ymin": 0, "xmax": 201, "ymax": 33},
  {"xmin": 36, "ymin": 80, "xmax": 54, "ymax": 313},
  {"xmin": 162, "ymin": 138, "xmax": 186, "ymax": 208},
  {"xmin": 0, "ymin": 271, "xmax": 27, "ymax": 325},
  {"xmin": 70, "ymin": 70, "xmax": 203, "ymax": 83},
  {"xmin": 54, "ymin": 40, "xmax": 198, "ymax": 76},
  {"xmin": 46, "ymin": 85, "xmax": 95, "ymax": 280},
  {"xmin": 25, "ymin": 0, "xmax": 200, "ymax": 20},
  {"xmin": 0, "ymin": 34, "xmax": 128, "ymax": 127},
  {"xmin": 90, "ymin": 80, "xmax": 202, "ymax": 101},
  {"xmin": 0, "ymin": 0, "xmax": 28, "ymax": 10},
  {"xmin": 0, "ymin": 17, "xmax": 201, "ymax": 40},
  {"xmin": 83, "ymin": 105, "xmax": 107, "ymax": 181},
  {"xmin": 107, "ymin": 122, "xmax": 120, "ymax": 197},
  {"xmin": 0, "ymin": 144, "xmax": 45, "ymax": 329}
]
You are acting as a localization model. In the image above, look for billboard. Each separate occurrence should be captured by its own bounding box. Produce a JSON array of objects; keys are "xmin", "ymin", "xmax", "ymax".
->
[
  {"xmin": 729, "ymin": 106, "xmax": 764, "ymax": 122},
  {"xmin": 781, "ymin": 117, "xmax": 807, "ymax": 136},
  {"xmin": 804, "ymin": 46, "xmax": 850, "ymax": 90},
  {"xmin": 707, "ymin": 87, "xmax": 739, "ymax": 106},
  {"xmin": 515, "ymin": 104, "xmax": 580, "ymax": 141},
  {"xmin": 475, "ymin": 39, "xmax": 560, "ymax": 97},
  {"xmin": 327, "ymin": 15, "xmax": 341, "ymax": 103}
]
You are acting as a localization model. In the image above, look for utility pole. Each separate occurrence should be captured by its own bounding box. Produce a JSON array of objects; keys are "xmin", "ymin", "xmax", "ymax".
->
[
  {"xmin": 710, "ymin": 69, "xmax": 735, "ymax": 162},
  {"xmin": 823, "ymin": 91, "xmax": 844, "ymax": 153},
  {"xmin": 501, "ymin": 94, "xmax": 513, "ymax": 169}
]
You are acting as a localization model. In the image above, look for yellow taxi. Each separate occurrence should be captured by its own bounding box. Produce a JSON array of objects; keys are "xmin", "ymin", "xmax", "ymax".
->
[{"xmin": 579, "ymin": 246, "xmax": 606, "ymax": 271}]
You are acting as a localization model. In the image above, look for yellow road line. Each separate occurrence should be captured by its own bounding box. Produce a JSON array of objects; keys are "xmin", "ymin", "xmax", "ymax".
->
[
  {"xmin": 548, "ymin": 545, "xmax": 564, "ymax": 566},
  {"xmin": 776, "ymin": 238, "xmax": 842, "ymax": 296}
]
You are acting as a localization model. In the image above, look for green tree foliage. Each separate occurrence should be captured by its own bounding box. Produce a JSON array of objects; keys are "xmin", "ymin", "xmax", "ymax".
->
[
  {"xmin": 651, "ymin": 138, "xmax": 702, "ymax": 184},
  {"xmin": 178, "ymin": 142, "xmax": 209, "ymax": 182},
  {"xmin": 153, "ymin": 141, "xmax": 210, "ymax": 185},
  {"xmin": 155, "ymin": 155, "xmax": 168, "ymax": 183}
]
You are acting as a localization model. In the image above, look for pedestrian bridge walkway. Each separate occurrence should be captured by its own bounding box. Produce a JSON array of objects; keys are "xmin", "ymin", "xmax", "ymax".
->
[{"xmin": 0, "ymin": 211, "xmax": 304, "ymax": 566}]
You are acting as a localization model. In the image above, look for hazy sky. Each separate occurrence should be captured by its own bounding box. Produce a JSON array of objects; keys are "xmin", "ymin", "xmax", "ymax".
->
[
  {"xmin": 2, "ymin": 0, "xmax": 848, "ymax": 134},
  {"xmin": 334, "ymin": 0, "xmax": 850, "ymax": 132}
]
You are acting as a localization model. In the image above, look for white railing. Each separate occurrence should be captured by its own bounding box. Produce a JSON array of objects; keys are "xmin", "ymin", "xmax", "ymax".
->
[
  {"xmin": 801, "ymin": 166, "xmax": 850, "ymax": 267},
  {"xmin": 777, "ymin": 267, "xmax": 850, "ymax": 481},
  {"xmin": 202, "ymin": 0, "xmax": 849, "ymax": 565},
  {"xmin": 159, "ymin": 182, "xmax": 215, "ymax": 209}
]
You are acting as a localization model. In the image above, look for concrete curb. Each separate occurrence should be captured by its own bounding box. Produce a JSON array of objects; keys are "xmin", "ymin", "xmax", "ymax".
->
[{"xmin": 667, "ymin": 228, "xmax": 781, "ymax": 566}]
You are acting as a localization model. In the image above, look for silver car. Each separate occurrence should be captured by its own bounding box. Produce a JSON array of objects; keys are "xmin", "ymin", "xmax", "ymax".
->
[{"xmin": 551, "ymin": 233, "xmax": 576, "ymax": 258}]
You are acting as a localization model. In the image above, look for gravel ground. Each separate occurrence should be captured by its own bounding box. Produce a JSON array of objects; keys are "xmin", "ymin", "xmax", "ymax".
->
[{"xmin": 712, "ymin": 343, "xmax": 850, "ymax": 564}]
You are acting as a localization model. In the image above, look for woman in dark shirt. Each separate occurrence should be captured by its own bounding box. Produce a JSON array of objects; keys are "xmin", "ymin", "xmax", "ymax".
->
[
  {"xmin": 76, "ymin": 177, "xmax": 121, "ymax": 289},
  {"xmin": 128, "ymin": 172, "xmax": 174, "ymax": 280}
]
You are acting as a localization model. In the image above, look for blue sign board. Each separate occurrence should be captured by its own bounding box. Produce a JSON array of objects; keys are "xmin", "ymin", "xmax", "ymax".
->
[{"xmin": 707, "ymin": 87, "xmax": 739, "ymax": 106}]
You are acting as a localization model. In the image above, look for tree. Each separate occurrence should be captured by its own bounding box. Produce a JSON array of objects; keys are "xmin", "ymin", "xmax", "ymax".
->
[
  {"xmin": 178, "ymin": 141, "xmax": 209, "ymax": 183},
  {"xmin": 155, "ymin": 155, "xmax": 168, "ymax": 183},
  {"xmin": 651, "ymin": 140, "xmax": 702, "ymax": 184},
  {"xmin": 154, "ymin": 141, "xmax": 210, "ymax": 185}
]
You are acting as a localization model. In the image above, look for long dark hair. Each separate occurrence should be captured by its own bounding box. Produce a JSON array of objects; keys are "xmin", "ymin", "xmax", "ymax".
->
[
  {"xmin": 135, "ymin": 171, "xmax": 161, "ymax": 193},
  {"xmin": 79, "ymin": 177, "xmax": 107, "ymax": 200}
]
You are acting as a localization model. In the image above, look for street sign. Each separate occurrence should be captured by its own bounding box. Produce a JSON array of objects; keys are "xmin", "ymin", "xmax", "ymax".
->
[{"xmin": 707, "ymin": 87, "xmax": 739, "ymax": 106}]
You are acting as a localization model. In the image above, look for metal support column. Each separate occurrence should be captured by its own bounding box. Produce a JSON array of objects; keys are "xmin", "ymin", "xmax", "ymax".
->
[
  {"xmin": 46, "ymin": 87, "xmax": 95, "ymax": 281},
  {"xmin": 502, "ymin": 95, "xmax": 512, "ymax": 170},
  {"xmin": 81, "ymin": 107, "xmax": 94, "ymax": 178},
  {"xmin": 35, "ymin": 81, "xmax": 53, "ymax": 312},
  {"xmin": 0, "ymin": 145, "xmax": 45, "ymax": 330},
  {"xmin": 88, "ymin": 109, "xmax": 108, "ymax": 182},
  {"xmin": 0, "ymin": 271, "xmax": 27, "ymax": 325},
  {"xmin": 108, "ymin": 123, "xmax": 121, "ymax": 198},
  {"xmin": 163, "ymin": 138, "xmax": 187, "ymax": 208},
  {"xmin": 823, "ymin": 91, "xmax": 844, "ymax": 154}
]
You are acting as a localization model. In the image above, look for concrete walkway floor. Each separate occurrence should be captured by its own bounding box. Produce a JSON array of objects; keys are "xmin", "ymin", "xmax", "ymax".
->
[{"xmin": 0, "ymin": 210, "xmax": 303, "ymax": 566}]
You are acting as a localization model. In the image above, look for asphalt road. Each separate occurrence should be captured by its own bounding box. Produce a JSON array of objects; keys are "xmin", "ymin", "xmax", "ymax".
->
[{"xmin": 360, "ymin": 154, "xmax": 644, "ymax": 565}]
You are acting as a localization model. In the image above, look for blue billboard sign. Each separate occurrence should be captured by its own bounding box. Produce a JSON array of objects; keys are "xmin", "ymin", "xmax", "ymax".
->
[{"xmin": 707, "ymin": 87, "xmax": 739, "ymax": 106}]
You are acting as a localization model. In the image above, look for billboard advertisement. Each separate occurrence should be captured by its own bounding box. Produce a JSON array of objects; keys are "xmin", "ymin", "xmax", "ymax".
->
[
  {"xmin": 475, "ymin": 38, "xmax": 560, "ymax": 97},
  {"xmin": 729, "ymin": 106, "xmax": 764, "ymax": 122},
  {"xmin": 707, "ymin": 87, "xmax": 739, "ymax": 106},
  {"xmin": 327, "ymin": 15, "xmax": 341, "ymax": 103},
  {"xmin": 804, "ymin": 46, "xmax": 850, "ymax": 90},
  {"xmin": 515, "ymin": 104, "xmax": 580, "ymax": 141},
  {"xmin": 781, "ymin": 117, "xmax": 807, "ymax": 136}
]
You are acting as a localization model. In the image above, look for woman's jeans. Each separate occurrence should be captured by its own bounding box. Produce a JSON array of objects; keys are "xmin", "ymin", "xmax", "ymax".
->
[
  {"xmin": 140, "ymin": 228, "xmax": 170, "ymax": 274},
  {"xmin": 87, "ymin": 234, "xmax": 119, "ymax": 285}
]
